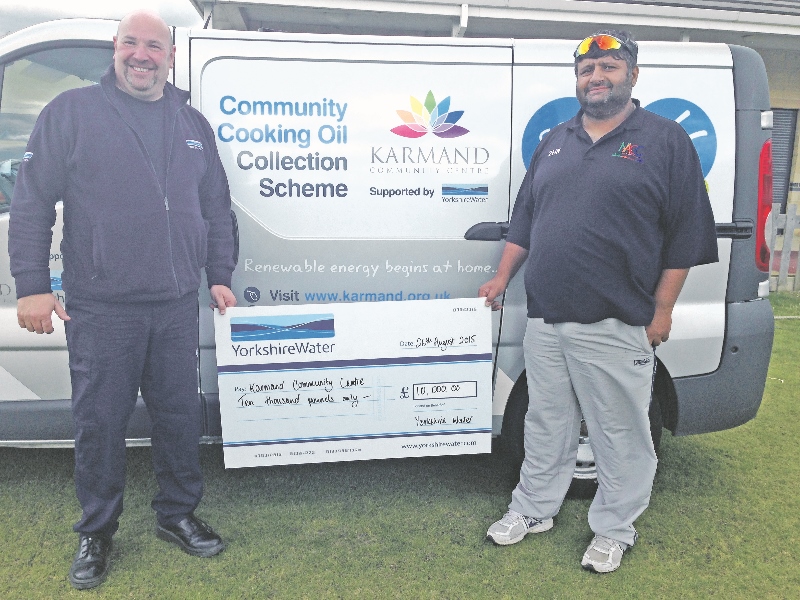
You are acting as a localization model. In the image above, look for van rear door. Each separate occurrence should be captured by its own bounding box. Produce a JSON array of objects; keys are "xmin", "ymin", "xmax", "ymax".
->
[{"xmin": 506, "ymin": 40, "xmax": 736, "ymax": 379}]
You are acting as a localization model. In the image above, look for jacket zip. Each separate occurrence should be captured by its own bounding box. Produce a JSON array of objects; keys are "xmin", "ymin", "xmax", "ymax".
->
[{"xmin": 162, "ymin": 113, "xmax": 180, "ymax": 295}]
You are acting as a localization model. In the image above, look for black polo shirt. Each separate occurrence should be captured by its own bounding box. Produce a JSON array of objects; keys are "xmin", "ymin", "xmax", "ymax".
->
[{"xmin": 506, "ymin": 101, "xmax": 718, "ymax": 326}]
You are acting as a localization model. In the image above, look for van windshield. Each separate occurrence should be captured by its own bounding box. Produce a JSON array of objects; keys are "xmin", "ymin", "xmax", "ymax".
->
[{"xmin": 0, "ymin": 45, "xmax": 112, "ymax": 211}]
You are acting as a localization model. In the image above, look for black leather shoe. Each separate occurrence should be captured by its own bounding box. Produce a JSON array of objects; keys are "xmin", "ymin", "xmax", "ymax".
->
[
  {"xmin": 68, "ymin": 534, "xmax": 112, "ymax": 590},
  {"xmin": 156, "ymin": 514, "xmax": 225, "ymax": 557}
]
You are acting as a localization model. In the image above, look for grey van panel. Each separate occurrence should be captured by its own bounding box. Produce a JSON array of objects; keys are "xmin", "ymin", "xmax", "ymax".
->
[
  {"xmin": 0, "ymin": 397, "xmax": 154, "ymax": 445},
  {"xmin": 672, "ymin": 298, "xmax": 773, "ymax": 435},
  {"xmin": 729, "ymin": 45, "xmax": 771, "ymax": 111},
  {"xmin": 725, "ymin": 45, "xmax": 771, "ymax": 303},
  {"xmin": 204, "ymin": 393, "xmax": 223, "ymax": 438}
]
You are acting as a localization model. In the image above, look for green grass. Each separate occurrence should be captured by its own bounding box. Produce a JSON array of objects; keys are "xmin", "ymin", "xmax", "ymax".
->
[
  {"xmin": 771, "ymin": 290, "xmax": 800, "ymax": 317},
  {"xmin": 1, "ymin": 295, "xmax": 799, "ymax": 598}
]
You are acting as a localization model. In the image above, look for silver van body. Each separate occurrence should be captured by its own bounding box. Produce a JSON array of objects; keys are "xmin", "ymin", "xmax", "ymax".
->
[{"xmin": 0, "ymin": 22, "xmax": 773, "ymax": 478}]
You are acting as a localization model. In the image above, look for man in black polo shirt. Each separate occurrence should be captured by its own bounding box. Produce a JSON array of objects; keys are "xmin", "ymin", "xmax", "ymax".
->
[{"xmin": 480, "ymin": 30, "xmax": 717, "ymax": 572}]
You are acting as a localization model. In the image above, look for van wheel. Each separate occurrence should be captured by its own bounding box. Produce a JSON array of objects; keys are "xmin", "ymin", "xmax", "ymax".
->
[{"xmin": 498, "ymin": 373, "xmax": 664, "ymax": 497}]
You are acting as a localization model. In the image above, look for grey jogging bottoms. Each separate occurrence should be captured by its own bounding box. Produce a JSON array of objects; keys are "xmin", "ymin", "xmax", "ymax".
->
[{"xmin": 509, "ymin": 318, "xmax": 658, "ymax": 547}]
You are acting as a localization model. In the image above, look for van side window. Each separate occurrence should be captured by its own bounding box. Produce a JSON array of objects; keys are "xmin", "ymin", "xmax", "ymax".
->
[{"xmin": 0, "ymin": 46, "xmax": 112, "ymax": 212}]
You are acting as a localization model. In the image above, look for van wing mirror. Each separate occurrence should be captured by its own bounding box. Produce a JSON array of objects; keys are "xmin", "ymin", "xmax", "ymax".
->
[{"xmin": 464, "ymin": 221, "xmax": 509, "ymax": 241}]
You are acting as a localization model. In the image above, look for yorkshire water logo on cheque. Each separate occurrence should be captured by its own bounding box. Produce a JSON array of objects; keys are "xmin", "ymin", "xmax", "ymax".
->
[
  {"xmin": 231, "ymin": 314, "xmax": 334, "ymax": 341},
  {"xmin": 230, "ymin": 314, "xmax": 336, "ymax": 357}
]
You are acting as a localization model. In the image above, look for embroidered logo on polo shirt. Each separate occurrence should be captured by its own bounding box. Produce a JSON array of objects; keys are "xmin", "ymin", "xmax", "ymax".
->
[
  {"xmin": 548, "ymin": 148, "xmax": 561, "ymax": 156},
  {"xmin": 186, "ymin": 140, "xmax": 203, "ymax": 150},
  {"xmin": 612, "ymin": 142, "xmax": 643, "ymax": 163},
  {"xmin": 22, "ymin": 152, "xmax": 33, "ymax": 161}
]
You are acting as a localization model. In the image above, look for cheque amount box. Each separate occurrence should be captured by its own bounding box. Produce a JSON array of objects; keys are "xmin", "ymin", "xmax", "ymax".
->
[{"xmin": 413, "ymin": 381, "xmax": 478, "ymax": 400}]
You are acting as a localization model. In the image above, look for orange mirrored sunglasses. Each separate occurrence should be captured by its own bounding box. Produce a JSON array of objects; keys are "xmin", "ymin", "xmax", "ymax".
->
[{"xmin": 574, "ymin": 34, "xmax": 633, "ymax": 59}]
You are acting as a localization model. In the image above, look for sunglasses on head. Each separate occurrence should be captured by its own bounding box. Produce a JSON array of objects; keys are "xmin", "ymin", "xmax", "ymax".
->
[{"xmin": 574, "ymin": 34, "xmax": 637, "ymax": 59}]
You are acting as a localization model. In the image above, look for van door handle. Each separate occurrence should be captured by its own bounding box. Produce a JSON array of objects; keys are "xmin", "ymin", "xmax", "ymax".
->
[
  {"xmin": 466, "ymin": 220, "xmax": 753, "ymax": 241},
  {"xmin": 464, "ymin": 221, "xmax": 509, "ymax": 241},
  {"xmin": 715, "ymin": 220, "xmax": 753, "ymax": 239}
]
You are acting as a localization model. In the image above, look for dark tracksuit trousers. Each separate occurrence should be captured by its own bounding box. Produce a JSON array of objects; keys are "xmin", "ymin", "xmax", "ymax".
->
[{"xmin": 65, "ymin": 292, "xmax": 203, "ymax": 537}]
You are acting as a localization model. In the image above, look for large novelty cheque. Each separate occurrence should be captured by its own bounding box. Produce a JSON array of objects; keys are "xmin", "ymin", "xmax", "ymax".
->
[{"xmin": 214, "ymin": 298, "xmax": 493, "ymax": 468}]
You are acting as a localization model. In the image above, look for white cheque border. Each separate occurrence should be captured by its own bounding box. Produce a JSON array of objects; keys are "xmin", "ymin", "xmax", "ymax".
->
[
  {"xmin": 224, "ymin": 432, "xmax": 491, "ymax": 468},
  {"xmin": 214, "ymin": 298, "xmax": 493, "ymax": 468}
]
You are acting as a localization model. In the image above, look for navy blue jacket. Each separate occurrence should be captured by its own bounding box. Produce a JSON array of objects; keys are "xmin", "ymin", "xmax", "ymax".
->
[{"xmin": 9, "ymin": 67, "xmax": 235, "ymax": 303}]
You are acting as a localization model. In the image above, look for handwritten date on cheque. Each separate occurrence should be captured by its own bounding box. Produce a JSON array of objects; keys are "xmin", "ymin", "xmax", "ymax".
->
[{"xmin": 399, "ymin": 334, "xmax": 476, "ymax": 350}]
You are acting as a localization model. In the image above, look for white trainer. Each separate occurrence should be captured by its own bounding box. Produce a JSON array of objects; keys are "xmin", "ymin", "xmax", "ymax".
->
[
  {"xmin": 486, "ymin": 510, "xmax": 553, "ymax": 546},
  {"xmin": 581, "ymin": 535, "xmax": 626, "ymax": 573}
]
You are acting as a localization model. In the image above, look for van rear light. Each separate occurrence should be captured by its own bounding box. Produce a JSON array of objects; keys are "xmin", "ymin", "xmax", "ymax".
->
[{"xmin": 755, "ymin": 139, "xmax": 773, "ymax": 272}]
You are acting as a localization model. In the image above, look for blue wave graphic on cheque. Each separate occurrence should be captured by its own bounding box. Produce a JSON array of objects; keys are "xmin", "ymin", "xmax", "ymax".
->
[
  {"xmin": 442, "ymin": 184, "xmax": 488, "ymax": 196},
  {"xmin": 230, "ymin": 314, "xmax": 335, "ymax": 342}
]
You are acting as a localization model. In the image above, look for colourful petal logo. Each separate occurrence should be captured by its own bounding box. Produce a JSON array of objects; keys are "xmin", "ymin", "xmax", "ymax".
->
[{"xmin": 391, "ymin": 91, "xmax": 470, "ymax": 139}]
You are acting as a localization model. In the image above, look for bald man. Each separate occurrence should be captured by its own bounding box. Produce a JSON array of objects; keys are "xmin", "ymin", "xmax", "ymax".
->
[{"xmin": 9, "ymin": 11, "xmax": 236, "ymax": 589}]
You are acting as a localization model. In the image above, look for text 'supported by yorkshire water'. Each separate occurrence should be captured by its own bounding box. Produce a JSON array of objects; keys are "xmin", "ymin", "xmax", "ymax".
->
[{"xmin": 214, "ymin": 298, "xmax": 492, "ymax": 468}]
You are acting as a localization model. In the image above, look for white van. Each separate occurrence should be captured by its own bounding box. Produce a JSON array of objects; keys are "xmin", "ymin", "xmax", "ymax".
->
[{"xmin": 0, "ymin": 20, "xmax": 775, "ymax": 484}]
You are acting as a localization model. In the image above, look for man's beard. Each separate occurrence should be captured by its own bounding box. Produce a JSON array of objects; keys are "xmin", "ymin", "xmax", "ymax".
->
[
  {"xmin": 124, "ymin": 63, "xmax": 158, "ymax": 92},
  {"xmin": 578, "ymin": 75, "xmax": 634, "ymax": 120}
]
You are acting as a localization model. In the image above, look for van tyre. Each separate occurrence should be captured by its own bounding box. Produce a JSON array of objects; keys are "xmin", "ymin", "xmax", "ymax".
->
[
  {"xmin": 497, "ymin": 376, "xmax": 529, "ymax": 480},
  {"xmin": 498, "ymin": 373, "xmax": 664, "ymax": 498}
]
